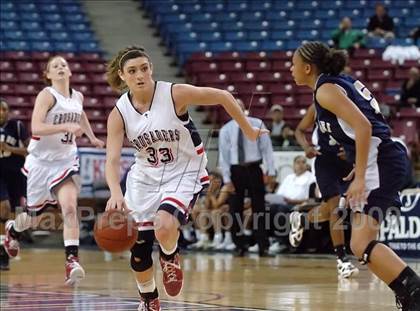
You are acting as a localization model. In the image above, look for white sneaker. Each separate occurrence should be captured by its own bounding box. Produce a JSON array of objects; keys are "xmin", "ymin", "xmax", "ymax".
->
[
  {"xmin": 248, "ymin": 244, "xmax": 259, "ymax": 253},
  {"xmin": 224, "ymin": 242, "xmax": 236, "ymax": 251},
  {"xmin": 337, "ymin": 259, "xmax": 359, "ymax": 279},
  {"xmin": 210, "ymin": 233, "xmax": 223, "ymax": 249},
  {"xmin": 190, "ymin": 238, "xmax": 211, "ymax": 250},
  {"xmin": 289, "ymin": 211, "xmax": 304, "ymax": 247},
  {"xmin": 268, "ymin": 241, "xmax": 287, "ymax": 254}
]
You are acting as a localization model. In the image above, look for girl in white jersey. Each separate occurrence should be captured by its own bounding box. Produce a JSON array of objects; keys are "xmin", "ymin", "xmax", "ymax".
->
[
  {"xmin": 4, "ymin": 56, "xmax": 105, "ymax": 286},
  {"xmin": 105, "ymin": 46, "xmax": 266, "ymax": 311}
]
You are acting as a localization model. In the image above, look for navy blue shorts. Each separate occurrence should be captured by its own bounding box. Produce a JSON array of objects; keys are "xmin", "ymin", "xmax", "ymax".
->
[
  {"xmin": 363, "ymin": 141, "xmax": 409, "ymax": 222},
  {"xmin": 314, "ymin": 152, "xmax": 353, "ymax": 201},
  {"xmin": 0, "ymin": 169, "xmax": 26, "ymax": 211}
]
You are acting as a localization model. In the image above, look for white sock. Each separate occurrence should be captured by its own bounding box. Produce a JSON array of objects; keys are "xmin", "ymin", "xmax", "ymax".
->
[
  {"xmin": 0, "ymin": 235, "xmax": 5, "ymax": 245},
  {"xmin": 224, "ymin": 231, "xmax": 233, "ymax": 244},
  {"xmin": 136, "ymin": 278, "xmax": 156, "ymax": 293},
  {"xmin": 160, "ymin": 242, "xmax": 177, "ymax": 255},
  {"xmin": 195, "ymin": 229, "xmax": 201, "ymax": 240},
  {"xmin": 12, "ymin": 213, "xmax": 33, "ymax": 232},
  {"xmin": 64, "ymin": 240, "xmax": 79, "ymax": 247},
  {"xmin": 201, "ymin": 233, "xmax": 209, "ymax": 241}
]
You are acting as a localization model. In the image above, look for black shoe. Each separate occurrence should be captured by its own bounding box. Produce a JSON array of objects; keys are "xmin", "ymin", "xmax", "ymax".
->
[
  {"xmin": 396, "ymin": 274, "xmax": 420, "ymax": 311},
  {"xmin": 258, "ymin": 249, "xmax": 271, "ymax": 257},
  {"xmin": 0, "ymin": 253, "xmax": 10, "ymax": 271},
  {"xmin": 234, "ymin": 247, "xmax": 247, "ymax": 257}
]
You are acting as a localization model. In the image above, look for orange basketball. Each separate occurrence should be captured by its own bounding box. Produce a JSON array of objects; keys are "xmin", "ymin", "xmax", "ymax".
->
[{"xmin": 94, "ymin": 209, "xmax": 138, "ymax": 253}]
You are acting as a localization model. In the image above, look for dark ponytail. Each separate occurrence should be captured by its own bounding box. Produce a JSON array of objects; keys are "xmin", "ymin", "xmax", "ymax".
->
[{"xmin": 297, "ymin": 41, "xmax": 348, "ymax": 75}]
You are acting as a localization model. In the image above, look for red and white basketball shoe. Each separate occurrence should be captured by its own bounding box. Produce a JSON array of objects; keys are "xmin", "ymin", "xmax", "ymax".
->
[
  {"xmin": 65, "ymin": 255, "xmax": 85, "ymax": 286},
  {"xmin": 138, "ymin": 297, "xmax": 161, "ymax": 311},
  {"xmin": 4, "ymin": 220, "xmax": 20, "ymax": 258},
  {"xmin": 159, "ymin": 253, "xmax": 183, "ymax": 297}
]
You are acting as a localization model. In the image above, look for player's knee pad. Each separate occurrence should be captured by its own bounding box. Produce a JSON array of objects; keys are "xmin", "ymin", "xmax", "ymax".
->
[
  {"xmin": 130, "ymin": 230, "xmax": 155, "ymax": 272},
  {"xmin": 358, "ymin": 240, "xmax": 380, "ymax": 265}
]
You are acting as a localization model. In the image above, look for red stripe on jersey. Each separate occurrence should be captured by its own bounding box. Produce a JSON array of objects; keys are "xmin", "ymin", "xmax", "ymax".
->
[
  {"xmin": 161, "ymin": 197, "xmax": 187, "ymax": 212},
  {"xmin": 31, "ymin": 136, "xmax": 40, "ymax": 140},
  {"xmin": 50, "ymin": 169, "xmax": 71, "ymax": 185},
  {"xmin": 27, "ymin": 200, "xmax": 58, "ymax": 209},
  {"xmin": 196, "ymin": 146, "xmax": 204, "ymax": 155},
  {"xmin": 137, "ymin": 221, "xmax": 154, "ymax": 227},
  {"xmin": 200, "ymin": 176, "xmax": 209, "ymax": 183}
]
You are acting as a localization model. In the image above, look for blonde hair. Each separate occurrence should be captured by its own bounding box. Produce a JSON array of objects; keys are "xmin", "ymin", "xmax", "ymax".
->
[
  {"xmin": 106, "ymin": 45, "xmax": 151, "ymax": 92},
  {"xmin": 42, "ymin": 55, "xmax": 67, "ymax": 85}
]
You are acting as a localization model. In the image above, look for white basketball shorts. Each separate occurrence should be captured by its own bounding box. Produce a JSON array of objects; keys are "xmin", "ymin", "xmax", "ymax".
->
[{"xmin": 22, "ymin": 154, "xmax": 81, "ymax": 213}]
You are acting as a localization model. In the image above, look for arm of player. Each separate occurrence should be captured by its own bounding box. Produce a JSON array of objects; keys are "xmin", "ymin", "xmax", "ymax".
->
[
  {"xmin": 80, "ymin": 111, "xmax": 105, "ymax": 148},
  {"xmin": 31, "ymin": 89, "xmax": 82, "ymax": 137},
  {"xmin": 295, "ymin": 104, "xmax": 321, "ymax": 158},
  {"xmin": 316, "ymin": 83, "xmax": 372, "ymax": 208},
  {"xmin": 105, "ymin": 108, "xmax": 127, "ymax": 211},
  {"xmin": 218, "ymin": 125, "xmax": 232, "ymax": 184},
  {"xmin": 172, "ymin": 84, "xmax": 268, "ymax": 141}
]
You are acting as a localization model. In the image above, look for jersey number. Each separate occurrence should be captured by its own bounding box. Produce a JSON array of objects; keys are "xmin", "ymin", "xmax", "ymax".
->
[
  {"xmin": 146, "ymin": 147, "xmax": 174, "ymax": 165},
  {"xmin": 61, "ymin": 132, "xmax": 74, "ymax": 144},
  {"xmin": 353, "ymin": 80, "xmax": 381, "ymax": 114}
]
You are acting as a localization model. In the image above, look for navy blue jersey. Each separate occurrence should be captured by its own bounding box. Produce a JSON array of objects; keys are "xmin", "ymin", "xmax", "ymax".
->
[
  {"xmin": 312, "ymin": 123, "xmax": 341, "ymax": 154},
  {"xmin": 0, "ymin": 119, "xmax": 28, "ymax": 171},
  {"xmin": 314, "ymin": 74, "xmax": 391, "ymax": 163}
]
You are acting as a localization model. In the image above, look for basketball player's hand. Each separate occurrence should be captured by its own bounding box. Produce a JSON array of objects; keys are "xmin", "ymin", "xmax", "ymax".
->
[
  {"xmin": 0, "ymin": 142, "xmax": 11, "ymax": 153},
  {"xmin": 91, "ymin": 137, "xmax": 105, "ymax": 148},
  {"xmin": 304, "ymin": 145, "xmax": 321, "ymax": 159},
  {"xmin": 66, "ymin": 124, "xmax": 83, "ymax": 137},
  {"xmin": 345, "ymin": 178, "xmax": 367, "ymax": 211},
  {"xmin": 245, "ymin": 127, "xmax": 270, "ymax": 141},
  {"xmin": 106, "ymin": 195, "xmax": 127, "ymax": 211}
]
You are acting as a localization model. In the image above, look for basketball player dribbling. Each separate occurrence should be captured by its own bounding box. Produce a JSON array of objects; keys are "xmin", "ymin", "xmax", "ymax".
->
[
  {"xmin": 291, "ymin": 103, "xmax": 359, "ymax": 278},
  {"xmin": 290, "ymin": 41, "xmax": 420, "ymax": 310},
  {"xmin": 105, "ymin": 46, "xmax": 267, "ymax": 311},
  {"xmin": 4, "ymin": 56, "xmax": 105, "ymax": 285}
]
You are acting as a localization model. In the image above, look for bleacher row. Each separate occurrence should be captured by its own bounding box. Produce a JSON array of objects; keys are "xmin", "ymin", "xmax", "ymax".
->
[
  {"xmin": 1, "ymin": 0, "xmax": 101, "ymax": 53},
  {"xmin": 0, "ymin": 0, "xmax": 113, "ymax": 146},
  {"xmin": 0, "ymin": 0, "xmax": 419, "ymax": 148},
  {"xmin": 183, "ymin": 49, "xmax": 419, "ymax": 144},
  {"xmin": 141, "ymin": 0, "xmax": 420, "ymax": 64},
  {"xmin": 141, "ymin": 0, "xmax": 420, "ymax": 145}
]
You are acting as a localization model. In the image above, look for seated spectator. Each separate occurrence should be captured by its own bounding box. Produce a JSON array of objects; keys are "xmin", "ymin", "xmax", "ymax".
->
[
  {"xmin": 279, "ymin": 124, "xmax": 299, "ymax": 148},
  {"xmin": 331, "ymin": 17, "xmax": 365, "ymax": 54},
  {"xmin": 264, "ymin": 156, "xmax": 317, "ymax": 254},
  {"xmin": 400, "ymin": 67, "xmax": 420, "ymax": 108},
  {"xmin": 268, "ymin": 104, "xmax": 285, "ymax": 146},
  {"xmin": 274, "ymin": 155, "xmax": 317, "ymax": 206},
  {"xmin": 367, "ymin": 3, "xmax": 395, "ymax": 39}
]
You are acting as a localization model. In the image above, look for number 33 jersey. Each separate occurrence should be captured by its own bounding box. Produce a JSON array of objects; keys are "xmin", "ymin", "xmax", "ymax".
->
[
  {"xmin": 28, "ymin": 86, "xmax": 82, "ymax": 161},
  {"xmin": 115, "ymin": 81, "xmax": 209, "ymax": 186}
]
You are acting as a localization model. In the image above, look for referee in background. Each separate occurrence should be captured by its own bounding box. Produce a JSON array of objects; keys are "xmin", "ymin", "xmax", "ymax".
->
[{"xmin": 218, "ymin": 103, "xmax": 276, "ymax": 257}]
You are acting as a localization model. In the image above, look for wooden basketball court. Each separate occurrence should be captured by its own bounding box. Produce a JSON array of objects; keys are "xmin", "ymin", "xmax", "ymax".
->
[{"xmin": 1, "ymin": 248, "xmax": 418, "ymax": 310}]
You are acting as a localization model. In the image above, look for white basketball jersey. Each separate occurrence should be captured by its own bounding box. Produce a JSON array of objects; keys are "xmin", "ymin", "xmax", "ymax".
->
[
  {"xmin": 116, "ymin": 81, "xmax": 208, "ymax": 185},
  {"xmin": 28, "ymin": 87, "xmax": 83, "ymax": 161}
]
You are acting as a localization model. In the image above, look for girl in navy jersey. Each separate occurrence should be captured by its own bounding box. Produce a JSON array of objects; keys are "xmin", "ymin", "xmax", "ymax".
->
[
  {"xmin": 292, "ymin": 104, "xmax": 359, "ymax": 279},
  {"xmin": 105, "ymin": 46, "xmax": 266, "ymax": 311},
  {"xmin": 0, "ymin": 98, "xmax": 29, "ymax": 270},
  {"xmin": 4, "ymin": 56, "xmax": 105, "ymax": 286},
  {"xmin": 290, "ymin": 41, "xmax": 419, "ymax": 310}
]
